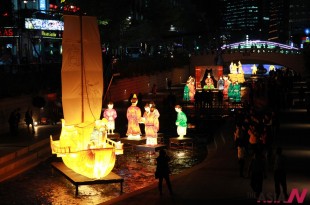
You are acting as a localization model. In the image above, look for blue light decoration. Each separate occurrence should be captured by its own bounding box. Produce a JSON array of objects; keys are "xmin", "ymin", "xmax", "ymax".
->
[{"xmin": 39, "ymin": 0, "xmax": 46, "ymax": 11}]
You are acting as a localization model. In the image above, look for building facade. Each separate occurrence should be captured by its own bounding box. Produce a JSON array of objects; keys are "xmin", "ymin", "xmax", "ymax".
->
[
  {"xmin": 0, "ymin": 0, "xmax": 72, "ymax": 65},
  {"xmin": 221, "ymin": 0, "xmax": 310, "ymax": 47}
]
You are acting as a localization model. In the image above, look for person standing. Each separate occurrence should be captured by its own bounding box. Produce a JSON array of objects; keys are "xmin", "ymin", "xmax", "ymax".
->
[
  {"xmin": 155, "ymin": 149, "xmax": 173, "ymax": 196},
  {"xmin": 25, "ymin": 108, "xmax": 35, "ymax": 134},
  {"xmin": 174, "ymin": 105, "xmax": 187, "ymax": 138},
  {"xmin": 8, "ymin": 109, "xmax": 17, "ymax": 136},
  {"xmin": 274, "ymin": 147, "xmax": 289, "ymax": 201},
  {"xmin": 235, "ymin": 130, "xmax": 246, "ymax": 177},
  {"xmin": 249, "ymin": 151, "xmax": 266, "ymax": 198}
]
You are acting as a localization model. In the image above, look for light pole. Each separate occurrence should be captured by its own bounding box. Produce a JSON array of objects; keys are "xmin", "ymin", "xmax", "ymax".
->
[{"xmin": 103, "ymin": 73, "xmax": 120, "ymax": 104}]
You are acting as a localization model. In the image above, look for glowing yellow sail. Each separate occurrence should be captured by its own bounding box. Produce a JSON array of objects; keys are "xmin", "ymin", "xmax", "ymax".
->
[{"xmin": 61, "ymin": 15, "xmax": 103, "ymax": 125}]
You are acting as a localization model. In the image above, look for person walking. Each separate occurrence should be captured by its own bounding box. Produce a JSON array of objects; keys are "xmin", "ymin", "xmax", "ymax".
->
[
  {"xmin": 9, "ymin": 108, "xmax": 21, "ymax": 136},
  {"xmin": 274, "ymin": 147, "xmax": 289, "ymax": 201},
  {"xmin": 235, "ymin": 127, "xmax": 246, "ymax": 177},
  {"xmin": 155, "ymin": 149, "xmax": 173, "ymax": 196},
  {"xmin": 25, "ymin": 108, "xmax": 35, "ymax": 134},
  {"xmin": 249, "ymin": 150, "xmax": 266, "ymax": 198}
]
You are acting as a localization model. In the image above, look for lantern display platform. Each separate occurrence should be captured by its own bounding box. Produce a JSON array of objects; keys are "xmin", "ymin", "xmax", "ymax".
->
[
  {"xmin": 120, "ymin": 137, "xmax": 147, "ymax": 150},
  {"xmin": 107, "ymin": 133, "xmax": 120, "ymax": 141},
  {"xmin": 141, "ymin": 133, "xmax": 165, "ymax": 144},
  {"xmin": 135, "ymin": 144, "xmax": 167, "ymax": 163},
  {"xmin": 51, "ymin": 162, "xmax": 123, "ymax": 196},
  {"xmin": 135, "ymin": 144, "xmax": 167, "ymax": 152},
  {"xmin": 169, "ymin": 137, "xmax": 193, "ymax": 149}
]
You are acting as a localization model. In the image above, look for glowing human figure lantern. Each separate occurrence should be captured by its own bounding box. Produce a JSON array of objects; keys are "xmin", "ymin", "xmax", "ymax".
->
[
  {"xmin": 89, "ymin": 119, "xmax": 107, "ymax": 148},
  {"xmin": 187, "ymin": 76, "xmax": 196, "ymax": 101},
  {"xmin": 175, "ymin": 105, "xmax": 187, "ymax": 138},
  {"xmin": 103, "ymin": 101, "xmax": 117, "ymax": 134},
  {"xmin": 238, "ymin": 61, "xmax": 244, "ymax": 74},
  {"xmin": 204, "ymin": 73, "xmax": 214, "ymax": 89},
  {"xmin": 142, "ymin": 102, "xmax": 160, "ymax": 145},
  {"xmin": 183, "ymin": 81, "xmax": 190, "ymax": 101},
  {"xmin": 126, "ymin": 94, "xmax": 142, "ymax": 139},
  {"xmin": 251, "ymin": 64, "xmax": 258, "ymax": 75},
  {"xmin": 223, "ymin": 76, "xmax": 231, "ymax": 99}
]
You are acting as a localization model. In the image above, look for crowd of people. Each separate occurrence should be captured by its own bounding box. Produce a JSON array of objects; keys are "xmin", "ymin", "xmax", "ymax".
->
[
  {"xmin": 8, "ymin": 107, "xmax": 35, "ymax": 136},
  {"xmin": 229, "ymin": 67, "xmax": 305, "ymax": 201}
]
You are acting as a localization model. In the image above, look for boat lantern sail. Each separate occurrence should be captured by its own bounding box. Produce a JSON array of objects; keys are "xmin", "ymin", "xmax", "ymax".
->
[
  {"xmin": 61, "ymin": 15, "xmax": 103, "ymax": 125},
  {"xmin": 50, "ymin": 15, "xmax": 123, "ymax": 179}
]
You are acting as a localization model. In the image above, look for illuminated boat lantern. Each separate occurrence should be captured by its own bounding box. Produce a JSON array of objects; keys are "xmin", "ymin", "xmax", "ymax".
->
[{"xmin": 50, "ymin": 15, "xmax": 123, "ymax": 179}]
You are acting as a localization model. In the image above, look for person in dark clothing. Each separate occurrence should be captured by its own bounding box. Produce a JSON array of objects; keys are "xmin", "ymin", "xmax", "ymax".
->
[
  {"xmin": 8, "ymin": 108, "xmax": 21, "ymax": 136},
  {"xmin": 274, "ymin": 147, "xmax": 289, "ymax": 201},
  {"xmin": 235, "ymin": 127, "xmax": 246, "ymax": 177},
  {"xmin": 155, "ymin": 149, "xmax": 173, "ymax": 195},
  {"xmin": 249, "ymin": 151, "xmax": 266, "ymax": 198},
  {"xmin": 25, "ymin": 108, "xmax": 35, "ymax": 134},
  {"xmin": 15, "ymin": 108, "xmax": 21, "ymax": 135}
]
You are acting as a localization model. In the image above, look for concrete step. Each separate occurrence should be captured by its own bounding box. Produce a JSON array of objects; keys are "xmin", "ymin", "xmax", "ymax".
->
[{"xmin": 0, "ymin": 138, "xmax": 52, "ymax": 182}]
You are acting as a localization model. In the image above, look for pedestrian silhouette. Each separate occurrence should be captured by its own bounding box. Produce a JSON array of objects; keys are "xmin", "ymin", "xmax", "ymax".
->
[
  {"xmin": 9, "ymin": 108, "xmax": 21, "ymax": 136},
  {"xmin": 235, "ymin": 125, "xmax": 246, "ymax": 177},
  {"xmin": 25, "ymin": 108, "xmax": 35, "ymax": 134},
  {"xmin": 274, "ymin": 147, "xmax": 288, "ymax": 201},
  {"xmin": 249, "ymin": 151, "xmax": 266, "ymax": 198},
  {"xmin": 155, "ymin": 149, "xmax": 173, "ymax": 195}
]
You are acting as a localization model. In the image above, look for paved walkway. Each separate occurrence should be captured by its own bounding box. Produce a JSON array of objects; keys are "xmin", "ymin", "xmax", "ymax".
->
[{"xmin": 0, "ymin": 123, "xmax": 61, "ymax": 158}]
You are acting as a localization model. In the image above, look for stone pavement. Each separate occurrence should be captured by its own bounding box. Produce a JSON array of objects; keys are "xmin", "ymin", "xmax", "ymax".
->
[{"xmin": 0, "ymin": 123, "xmax": 61, "ymax": 158}]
